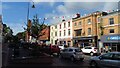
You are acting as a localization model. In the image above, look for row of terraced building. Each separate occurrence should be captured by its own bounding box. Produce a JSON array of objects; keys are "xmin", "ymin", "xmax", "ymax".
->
[{"xmin": 49, "ymin": 10, "xmax": 120, "ymax": 52}]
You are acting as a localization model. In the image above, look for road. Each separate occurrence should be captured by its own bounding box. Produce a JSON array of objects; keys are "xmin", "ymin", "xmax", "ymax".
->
[
  {"xmin": 3, "ymin": 54, "xmax": 91, "ymax": 68},
  {"xmin": 2, "ymin": 45, "xmax": 92, "ymax": 68}
]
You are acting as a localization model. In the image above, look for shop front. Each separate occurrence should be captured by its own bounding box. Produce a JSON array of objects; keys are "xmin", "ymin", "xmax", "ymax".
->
[
  {"xmin": 58, "ymin": 38, "xmax": 72, "ymax": 47},
  {"xmin": 73, "ymin": 36, "xmax": 98, "ymax": 48},
  {"xmin": 101, "ymin": 34, "xmax": 120, "ymax": 52}
]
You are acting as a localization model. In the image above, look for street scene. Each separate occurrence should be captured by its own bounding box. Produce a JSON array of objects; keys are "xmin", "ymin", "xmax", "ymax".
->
[{"xmin": 1, "ymin": 1, "xmax": 120, "ymax": 68}]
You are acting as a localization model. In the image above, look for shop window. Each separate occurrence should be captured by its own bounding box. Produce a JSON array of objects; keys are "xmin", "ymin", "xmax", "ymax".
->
[
  {"xmin": 109, "ymin": 18, "xmax": 114, "ymax": 25},
  {"xmin": 109, "ymin": 29, "xmax": 114, "ymax": 33}
]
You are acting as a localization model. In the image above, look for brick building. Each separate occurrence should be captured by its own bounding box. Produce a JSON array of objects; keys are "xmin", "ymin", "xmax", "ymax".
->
[
  {"xmin": 72, "ymin": 11, "xmax": 107, "ymax": 47},
  {"xmin": 38, "ymin": 26, "xmax": 50, "ymax": 45},
  {"xmin": 100, "ymin": 10, "xmax": 120, "ymax": 52}
]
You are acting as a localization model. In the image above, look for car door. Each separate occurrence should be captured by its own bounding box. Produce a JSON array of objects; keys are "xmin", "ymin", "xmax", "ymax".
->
[
  {"xmin": 66, "ymin": 49, "xmax": 73, "ymax": 58},
  {"xmin": 83, "ymin": 47, "xmax": 92, "ymax": 53},
  {"xmin": 111, "ymin": 54, "xmax": 120, "ymax": 68},
  {"xmin": 99, "ymin": 53, "xmax": 113, "ymax": 68},
  {"xmin": 61, "ymin": 49, "xmax": 68, "ymax": 58}
]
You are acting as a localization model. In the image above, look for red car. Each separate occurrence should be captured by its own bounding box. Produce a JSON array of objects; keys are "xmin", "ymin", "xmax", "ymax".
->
[{"xmin": 50, "ymin": 45, "xmax": 60, "ymax": 55}]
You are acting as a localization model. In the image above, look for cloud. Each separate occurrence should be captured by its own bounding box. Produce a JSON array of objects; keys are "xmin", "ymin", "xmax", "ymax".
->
[
  {"xmin": 5, "ymin": 22, "xmax": 26, "ymax": 35},
  {"xmin": 45, "ymin": 2, "xmax": 118, "ymax": 25},
  {"xmin": 102, "ymin": 2, "xmax": 118, "ymax": 11}
]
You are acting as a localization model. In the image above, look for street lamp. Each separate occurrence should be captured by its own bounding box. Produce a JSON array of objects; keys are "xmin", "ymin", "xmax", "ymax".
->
[{"xmin": 26, "ymin": 2, "xmax": 35, "ymax": 42}]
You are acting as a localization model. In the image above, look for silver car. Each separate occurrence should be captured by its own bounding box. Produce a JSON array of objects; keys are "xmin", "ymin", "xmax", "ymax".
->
[
  {"xmin": 59, "ymin": 47, "xmax": 84, "ymax": 61},
  {"xmin": 89, "ymin": 52, "xmax": 120, "ymax": 68}
]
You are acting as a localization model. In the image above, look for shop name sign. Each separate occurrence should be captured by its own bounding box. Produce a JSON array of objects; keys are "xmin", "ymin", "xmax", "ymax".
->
[{"xmin": 107, "ymin": 36, "xmax": 120, "ymax": 41}]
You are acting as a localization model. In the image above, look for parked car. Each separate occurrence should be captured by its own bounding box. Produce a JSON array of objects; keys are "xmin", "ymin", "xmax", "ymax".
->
[
  {"xmin": 89, "ymin": 52, "xmax": 120, "ymax": 68},
  {"xmin": 81, "ymin": 46, "xmax": 98, "ymax": 56},
  {"xmin": 59, "ymin": 47, "xmax": 84, "ymax": 61},
  {"xmin": 58, "ymin": 44, "xmax": 68, "ymax": 50},
  {"xmin": 50, "ymin": 45, "xmax": 60, "ymax": 55},
  {"xmin": 44, "ymin": 45, "xmax": 60, "ymax": 55}
]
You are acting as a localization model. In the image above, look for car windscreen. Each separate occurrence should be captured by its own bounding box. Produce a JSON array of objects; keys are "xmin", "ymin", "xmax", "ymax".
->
[{"xmin": 75, "ymin": 49, "xmax": 82, "ymax": 52}]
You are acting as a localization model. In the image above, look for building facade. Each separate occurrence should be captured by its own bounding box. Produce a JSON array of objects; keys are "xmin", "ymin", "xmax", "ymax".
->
[
  {"xmin": 57, "ymin": 19, "xmax": 73, "ymax": 47},
  {"xmin": 100, "ymin": 10, "xmax": 120, "ymax": 52},
  {"xmin": 72, "ymin": 11, "xmax": 108, "ymax": 47},
  {"xmin": 38, "ymin": 26, "xmax": 50, "ymax": 45},
  {"xmin": 50, "ymin": 25, "xmax": 58, "ymax": 45}
]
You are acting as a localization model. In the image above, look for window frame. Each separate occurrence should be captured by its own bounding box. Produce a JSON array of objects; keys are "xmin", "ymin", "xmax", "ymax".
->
[
  {"xmin": 68, "ymin": 29, "xmax": 70, "ymax": 36},
  {"xmin": 88, "ymin": 19, "xmax": 91, "ymax": 24},
  {"xmin": 109, "ymin": 29, "xmax": 114, "ymax": 33},
  {"xmin": 109, "ymin": 18, "xmax": 114, "ymax": 25},
  {"xmin": 88, "ymin": 28, "xmax": 91, "ymax": 35},
  {"xmin": 68, "ymin": 22, "xmax": 70, "ymax": 27}
]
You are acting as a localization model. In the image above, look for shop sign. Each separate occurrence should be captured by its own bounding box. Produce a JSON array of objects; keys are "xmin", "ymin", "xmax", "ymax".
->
[{"xmin": 107, "ymin": 36, "xmax": 120, "ymax": 41}]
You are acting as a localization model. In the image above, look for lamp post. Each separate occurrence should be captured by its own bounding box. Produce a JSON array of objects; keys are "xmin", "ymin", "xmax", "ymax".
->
[{"xmin": 26, "ymin": 2, "xmax": 35, "ymax": 42}]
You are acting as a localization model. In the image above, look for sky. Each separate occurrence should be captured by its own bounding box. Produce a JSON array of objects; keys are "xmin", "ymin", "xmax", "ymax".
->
[{"xmin": 1, "ymin": 1, "xmax": 119, "ymax": 35}]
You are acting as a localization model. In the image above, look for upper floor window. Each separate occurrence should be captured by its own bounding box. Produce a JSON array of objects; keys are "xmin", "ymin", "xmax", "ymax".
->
[
  {"xmin": 79, "ymin": 21, "xmax": 81, "ymax": 25},
  {"xmin": 59, "ymin": 31, "xmax": 61, "ymax": 36},
  {"xmin": 68, "ymin": 29, "xmax": 70, "ymax": 36},
  {"xmin": 74, "ymin": 29, "xmax": 82, "ymax": 36},
  {"xmin": 64, "ymin": 23, "xmax": 66, "ymax": 28},
  {"xmin": 55, "ymin": 31, "xmax": 57, "ymax": 36},
  {"xmin": 88, "ymin": 19, "xmax": 91, "ymax": 24},
  {"xmin": 97, "ymin": 17, "xmax": 100, "ymax": 22},
  {"xmin": 88, "ymin": 28, "xmax": 91, "ymax": 35},
  {"xmin": 109, "ymin": 29, "xmax": 114, "ymax": 33},
  {"xmin": 64, "ymin": 30, "xmax": 66, "ymax": 36},
  {"xmin": 74, "ymin": 22, "xmax": 77, "ymax": 26},
  {"xmin": 55, "ymin": 25, "xmax": 57, "ymax": 29},
  {"xmin": 109, "ymin": 18, "xmax": 114, "ymax": 25},
  {"xmin": 68, "ymin": 22, "xmax": 70, "ymax": 27},
  {"xmin": 60, "ymin": 24, "xmax": 61, "ymax": 29}
]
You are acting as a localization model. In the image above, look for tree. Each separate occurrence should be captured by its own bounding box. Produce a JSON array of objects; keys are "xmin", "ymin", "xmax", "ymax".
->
[
  {"xmin": 16, "ymin": 32, "xmax": 26, "ymax": 41},
  {"xmin": 31, "ymin": 14, "xmax": 47, "ymax": 40},
  {"xmin": 2, "ymin": 24, "xmax": 13, "ymax": 43}
]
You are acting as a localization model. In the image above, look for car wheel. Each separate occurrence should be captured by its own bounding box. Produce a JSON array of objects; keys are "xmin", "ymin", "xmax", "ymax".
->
[
  {"xmin": 90, "ymin": 52, "xmax": 94, "ymax": 56},
  {"xmin": 71, "ymin": 56, "xmax": 75, "ymax": 62},
  {"xmin": 90, "ymin": 61, "xmax": 98, "ymax": 68}
]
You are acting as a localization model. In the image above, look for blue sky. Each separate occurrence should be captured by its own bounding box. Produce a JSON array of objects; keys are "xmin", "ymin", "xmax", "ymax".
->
[{"xmin": 2, "ymin": 2, "xmax": 118, "ymax": 35}]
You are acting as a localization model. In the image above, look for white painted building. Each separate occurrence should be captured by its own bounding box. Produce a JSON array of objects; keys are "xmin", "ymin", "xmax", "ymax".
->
[
  {"xmin": 50, "ymin": 25, "xmax": 58, "ymax": 45},
  {"xmin": 50, "ymin": 19, "xmax": 73, "ymax": 46},
  {"xmin": 57, "ymin": 19, "xmax": 73, "ymax": 47}
]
